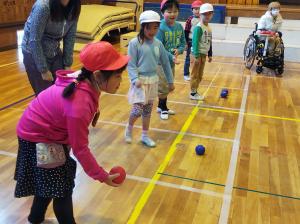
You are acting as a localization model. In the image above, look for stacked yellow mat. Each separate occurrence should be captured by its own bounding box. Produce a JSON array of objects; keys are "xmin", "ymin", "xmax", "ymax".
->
[{"xmin": 74, "ymin": 4, "xmax": 135, "ymax": 51}]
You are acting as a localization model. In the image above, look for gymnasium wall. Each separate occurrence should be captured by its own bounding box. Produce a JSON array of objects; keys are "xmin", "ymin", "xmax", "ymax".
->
[
  {"xmin": 145, "ymin": 0, "xmax": 258, "ymax": 5},
  {"xmin": 0, "ymin": 0, "xmax": 104, "ymax": 50}
]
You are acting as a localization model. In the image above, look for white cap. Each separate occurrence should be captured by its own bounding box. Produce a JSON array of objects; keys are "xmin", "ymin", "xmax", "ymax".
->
[
  {"xmin": 139, "ymin": 10, "xmax": 161, "ymax": 24},
  {"xmin": 200, "ymin": 3, "xmax": 214, "ymax": 14}
]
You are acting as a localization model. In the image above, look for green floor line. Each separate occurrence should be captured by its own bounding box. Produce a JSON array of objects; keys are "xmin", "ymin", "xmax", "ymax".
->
[
  {"xmin": 160, "ymin": 172, "xmax": 300, "ymax": 201},
  {"xmin": 233, "ymin": 186, "xmax": 300, "ymax": 201}
]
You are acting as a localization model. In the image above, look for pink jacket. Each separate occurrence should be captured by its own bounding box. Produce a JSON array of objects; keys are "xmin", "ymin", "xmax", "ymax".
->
[{"xmin": 17, "ymin": 70, "xmax": 109, "ymax": 182}]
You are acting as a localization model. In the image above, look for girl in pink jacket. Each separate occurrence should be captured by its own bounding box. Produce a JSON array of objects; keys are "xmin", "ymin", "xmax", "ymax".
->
[{"xmin": 14, "ymin": 41, "xmax": 129, "ymax": 224}]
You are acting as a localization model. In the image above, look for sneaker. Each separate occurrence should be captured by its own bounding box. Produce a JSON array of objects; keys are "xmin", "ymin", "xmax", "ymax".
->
[
  {"xmin": 160, "ymin": 110, "xmax": 169, "ymax": 120},
  {"xmin": 157, "ymin": 107, "xmax": 176, "ymax": 115},
  {"xmin": 190, "ymin": 92, "xmax": 204, "ymax": 101},
  {"xmin": 124, "ymin": 126, "xmax": 132, "ymax": 144},
  {"xmin": 184, "ymin": 76, "xmax": 190, "ymax": 81},
  {"xmin": 141, "ymin": 136, "xmax": 156, "ymax": 148}
]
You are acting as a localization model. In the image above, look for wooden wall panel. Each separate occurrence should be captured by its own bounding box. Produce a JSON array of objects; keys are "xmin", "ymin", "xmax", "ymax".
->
[
  {"xmin": 0, "ymin": 0, "xmax": 35, "ymax": 26},
  {"xmin": 0, "ymin": 27, "xmax": 18, "ymax": 50},
  {"xmin": 0, "ymin": 0, "xmax": 106, "ymax": 26}
]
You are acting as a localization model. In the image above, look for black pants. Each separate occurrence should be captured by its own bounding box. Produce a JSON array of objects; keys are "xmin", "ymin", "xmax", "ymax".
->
[{"xmin": 28, "ymin": 195, "xmax": 76, "ymax": 224}]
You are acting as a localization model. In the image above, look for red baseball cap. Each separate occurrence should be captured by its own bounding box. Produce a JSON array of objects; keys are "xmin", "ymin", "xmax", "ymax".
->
[
  {"xmin": 79, "ymin": 41, "xmax": 130, "ymax": 72},
  {"xmin": 191, "ymin": 0, "xmax": 202, "ymax": 8}
]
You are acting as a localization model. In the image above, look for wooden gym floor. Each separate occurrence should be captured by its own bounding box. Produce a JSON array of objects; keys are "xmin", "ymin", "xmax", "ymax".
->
[{"xmin": 1, "ymin": 44, "xmax": 300, "ymax": 224}]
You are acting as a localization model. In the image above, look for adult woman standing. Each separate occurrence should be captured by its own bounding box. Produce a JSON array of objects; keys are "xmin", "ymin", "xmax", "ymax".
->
[{"xmin": 22, "ymin": 0, "xmax": 81, "ymax": 95}]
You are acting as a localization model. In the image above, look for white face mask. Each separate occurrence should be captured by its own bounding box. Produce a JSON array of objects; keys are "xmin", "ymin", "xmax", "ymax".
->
[{"xmin": 271, "ymin": 9, "xmax": 280, "ymax": 16}]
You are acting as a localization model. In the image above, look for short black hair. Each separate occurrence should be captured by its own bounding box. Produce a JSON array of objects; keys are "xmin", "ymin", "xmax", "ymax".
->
[{"xmin": 161, "ymin": 0, "xmax": 180, "ymax": 13}]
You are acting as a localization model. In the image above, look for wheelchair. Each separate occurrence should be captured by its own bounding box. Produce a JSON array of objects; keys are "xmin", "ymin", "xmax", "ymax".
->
[{"xmin": 243, "ymin": 24, "xmax": 284, "ymax": 76}]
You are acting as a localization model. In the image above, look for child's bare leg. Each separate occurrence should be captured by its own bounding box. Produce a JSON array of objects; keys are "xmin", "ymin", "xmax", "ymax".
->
[
  {"xmin": 125, "ymin": 103, "xmax": 143, "ymax": 143},
  {"xmin": 141, "ymin": 102, "xmax": 156, "ymax": 147}
]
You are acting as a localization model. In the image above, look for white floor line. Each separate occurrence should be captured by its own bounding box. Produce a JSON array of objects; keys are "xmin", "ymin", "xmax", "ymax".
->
[
  {"xmin": 218, "ymin": 75, "xmax": 250, "ymax": 224},
  {"xmin": 102, "ymin": 92, "xmax": 241, "ymax": 112},
  {"xmin": 0, "ymin": 61, "xmax": 18, "ymax": 68},
  {"xmin": 0, "ymin": 151, "xmax": 229, "ymax": 199},
  {"xmin": 173, "ymin": 81, "xmax": 244, "ymax": 91},
  {"xmin": 203, "ymin": 67, "xmax": 221, "ymax": 97},
  {"xmin": 126, "ymin": 174, "xmax": 228, "ymax": 199},
  {"xmin": 168, "ymin": 100, "xmax": 240, "ymax": 111},
  {"xmin": 200, "ymin": 103, "xmax": 241, "ymax": 112},
  {"xmin": 98, "ymin": 120, "xmax": 234, "ymax": 143},
  {"xmin": 6, "ymin": 95, "xmax": 240, "ymax": 113},
  {"xmin": 0, "ymin": 150, "xmax": 17, "ymax": 157},
  {"xmin": 176, "ymin": 58, "xmax": 299, "ymax": 72},
  {"xmin": 71, "ymin": 158, "xmax": 227, "ymax": 199}
]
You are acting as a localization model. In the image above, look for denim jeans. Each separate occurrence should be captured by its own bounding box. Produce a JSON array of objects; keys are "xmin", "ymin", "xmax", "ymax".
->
[{"xmin": 184, "ymin": 40, "xmax": 192, "ymax": 77}]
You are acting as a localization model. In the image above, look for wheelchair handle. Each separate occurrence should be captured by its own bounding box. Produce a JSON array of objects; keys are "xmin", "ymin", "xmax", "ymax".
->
[{"xmin": 255, "ymin": 23, "xmax": 258, "ymax": 31}]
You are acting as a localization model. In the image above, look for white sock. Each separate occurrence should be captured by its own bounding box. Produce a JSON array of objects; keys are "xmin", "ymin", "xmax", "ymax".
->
[
  {"xmin": 142, "ymin": 130, "xmax": 148, "ymax": 139},
  {"xmin": 126, "ymin": 124, "xmax": 133, "ymax": 133}
]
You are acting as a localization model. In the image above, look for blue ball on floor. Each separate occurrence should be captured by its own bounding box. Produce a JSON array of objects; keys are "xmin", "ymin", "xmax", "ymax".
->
[
  {"xmin": 222, "ymin": 88, "xmax": 229, "ymax": 94},
  {"xmin": 195, "ymin": 145, "xmax": 205, "ymax": 155},
  {"xmin": 220, "ymin": 89, "xmax": 228, "ymax": 98}
]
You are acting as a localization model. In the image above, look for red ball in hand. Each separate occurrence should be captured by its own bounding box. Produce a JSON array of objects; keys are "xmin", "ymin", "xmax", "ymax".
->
[{"xmin": 109, "ymin": 166, "xmax": 126, "ymax": 184}]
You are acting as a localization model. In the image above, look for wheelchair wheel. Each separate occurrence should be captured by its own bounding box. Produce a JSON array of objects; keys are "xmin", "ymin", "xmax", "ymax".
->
[
  {"xmin": 275, "ymin": 67, "xmax": 284, "ymax": 76},
  {"xmin": 244, "ymin": 35, "xmax": 257, "ymax": 69}
]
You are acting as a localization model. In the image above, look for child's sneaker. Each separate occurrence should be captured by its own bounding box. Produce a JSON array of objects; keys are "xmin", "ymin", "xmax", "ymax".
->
[
  {"xmin": 124, "ymin": 126, "xmax": 132, "ymax": 144},
  {"xmin": 190, "ymin": 92, "xmax": 204, "ymax": 101},
  {"xmin": 157, "ymin": 107, "xmax": 176, "ymax": 115},
  {"xmin": 141, "ymin": 136, "xmax": 156, "ymax": 148},
  {"xmin": 184, "ymin": 76, "xmax": 190, "ymax": 81},
  {"xmin": 160, "ymin": 110, "xmax": 169, "ymax": 120}
]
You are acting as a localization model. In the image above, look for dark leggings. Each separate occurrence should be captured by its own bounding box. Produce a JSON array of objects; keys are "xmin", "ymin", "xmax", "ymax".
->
[{"xmin": 28, "ymin": 195, "xmax": 76, "ymax": 224}]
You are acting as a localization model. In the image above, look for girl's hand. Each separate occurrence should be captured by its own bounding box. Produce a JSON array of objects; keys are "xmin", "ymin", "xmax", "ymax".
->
[
  {"xmin": 173, "ymin": 56, "xmax": 180, "ymax": 65},
  {"xmin": 196, "ymin": 57, "xmax": 202, "ymax": 64},
  {"xmin": 41, "ymin": 71, "xmax": 53, "ymax": 81},
  {"xmin": 104, "ymin": 173, "xmax": 121, "ymax": 187},
  {"xmin": 208, "ymin": 57, "xmax": 212, "ymax": 63},
  {"xmin": 168, "ymin": 83, "xmax": 175, "ymax": 92},
  {"xmin": 135, "ymin": 80, "xmax": 142, "ymax": 88},
  {"xmin": 173, "ymin": 49, "xmax": 179, "ymax": 57},
  {"xmin": 191, "ymin": 56, "xmax": 195, "ymax": 64}
]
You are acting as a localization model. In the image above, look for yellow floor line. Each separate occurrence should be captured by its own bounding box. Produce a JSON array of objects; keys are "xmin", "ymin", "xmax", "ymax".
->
[
  {"xmin": 198, "ymin": 106, "xmax": 300, "ymax": 123},
  {"xmin": 126, "ymin": 67, "xmax": 221, "ymax": 223}
]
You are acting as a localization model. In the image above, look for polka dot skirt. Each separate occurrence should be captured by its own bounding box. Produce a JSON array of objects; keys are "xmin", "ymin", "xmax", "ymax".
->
[{"xmin": 14, "ymin": 138, "xmax": 76, "ymax": 198}]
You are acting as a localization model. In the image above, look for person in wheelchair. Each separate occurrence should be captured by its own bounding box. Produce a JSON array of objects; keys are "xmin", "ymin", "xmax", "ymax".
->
[
  {"xmin": 243, "ymin": 1, "xmax": 284, "ymax": 75},
  {"xmin": 257, "ymin": 1, "xmax": 283, "ymax": 57}
]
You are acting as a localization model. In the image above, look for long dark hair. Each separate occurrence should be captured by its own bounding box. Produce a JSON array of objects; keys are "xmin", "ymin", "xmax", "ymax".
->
[
  {"xmin": 50, "ymin": 0, "xmax": 81, "ymax": 22},
  {"xmin": 138, "ymin": 23, "xmax": 148, "ymax": 44},
  {"xmin": 63, "ymin": 65, "xmax": 127, "ymax": 98}
]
